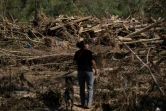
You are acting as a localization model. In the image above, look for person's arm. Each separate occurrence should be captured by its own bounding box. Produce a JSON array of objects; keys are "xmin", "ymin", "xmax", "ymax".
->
[
  {"xmin": 91, "ymin": 60, "xmax": 98, "ymax": 75},
  {"xmin": 73, "ymin": 60, "xmax": 77, "ymax": 65},
  {"xmin": 73, "ymin": 52, "xmax": 78, "ymax": 69}
]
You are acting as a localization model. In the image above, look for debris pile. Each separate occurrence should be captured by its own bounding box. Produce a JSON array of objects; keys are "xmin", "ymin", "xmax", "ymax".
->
[{"xmin": 0, "ymin": 14, "xmax": 166, "ymax": 110}]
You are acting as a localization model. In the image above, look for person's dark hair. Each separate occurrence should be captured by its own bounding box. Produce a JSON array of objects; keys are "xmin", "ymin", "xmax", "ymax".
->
[{"xmin": 76, "ymin": 40, "xmax": 89, "ymax": 49}]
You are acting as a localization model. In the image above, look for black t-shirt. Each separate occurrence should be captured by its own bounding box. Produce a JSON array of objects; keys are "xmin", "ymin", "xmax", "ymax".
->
[{"xmin": 74, "ymin": 49, "xmax": 94, "ymax": 71}]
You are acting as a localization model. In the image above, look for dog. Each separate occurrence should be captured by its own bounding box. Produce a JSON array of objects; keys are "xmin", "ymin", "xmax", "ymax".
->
[{"xmin": 64, "ymin": 76, "xmax": 74, "ymax": 111}]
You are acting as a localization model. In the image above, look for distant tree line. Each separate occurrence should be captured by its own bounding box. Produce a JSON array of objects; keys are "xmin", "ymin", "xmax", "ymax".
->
[{"xmin": 0, "ymin": 0, "xmax": 165, "ymax": 22}]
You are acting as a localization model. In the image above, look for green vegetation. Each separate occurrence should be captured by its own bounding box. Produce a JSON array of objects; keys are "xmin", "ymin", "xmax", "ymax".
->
[{"xmin": 0, "ymin": 0, "xmax": 165, "ymax": 22}]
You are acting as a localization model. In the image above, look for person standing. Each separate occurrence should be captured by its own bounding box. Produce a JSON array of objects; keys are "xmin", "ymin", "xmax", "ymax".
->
[{"xmin": 73, "ymin": 40, "xmax": 98, "ymax": 109}]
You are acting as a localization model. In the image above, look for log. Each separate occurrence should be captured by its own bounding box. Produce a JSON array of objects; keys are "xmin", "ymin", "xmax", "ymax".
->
[
  {"xmin": 124, "ymin": 18, "xmax": 166, "ymax": 38},
  {"xmin": 119, "ymin": 38, "xmax": 161, "ymax": 45},
  {"xmin": 0, "ymin": 30, "xmax": 43, "ymax": 44},
  {"xmin": 115, "ymin": 35, "xmax": 165, "ymax": 96},
  {"xmin": 20, "ymin": 53, "xmax": 74, "ymax": 65},
  {"xmin": 128, "ymin": 24, "xmax": 149, "ymax": 29},
  {"xmin": 116, "ymin": 36, "xmax": 132, "ymax": 41},
  {"xmin": 26, "ymin": 53, "xmax": 74, "ymax": 60},
  {"xmin": 50, "ymin": 16, "xmax": 92, "ymax": 31}
]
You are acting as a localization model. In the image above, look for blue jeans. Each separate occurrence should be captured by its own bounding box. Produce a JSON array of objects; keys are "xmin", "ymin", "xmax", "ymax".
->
[{"xmin": 78, "ymin": 70, "xmax": 94, "ymax": 107}]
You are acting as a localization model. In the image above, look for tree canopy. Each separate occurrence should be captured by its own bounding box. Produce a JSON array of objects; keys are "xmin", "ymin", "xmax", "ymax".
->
[{"xmin": 0, "ymin": 0, "xmax": 165, "ymax": 22}]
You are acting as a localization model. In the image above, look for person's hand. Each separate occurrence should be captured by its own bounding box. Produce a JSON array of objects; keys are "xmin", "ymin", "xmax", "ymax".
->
[
  {"xmin": 94, "ymin": 70, "xmax": 99, "ymax": 77},
  {"xmin": 94, "ymin": 71, "xmax": 98, "ymax": 75}
]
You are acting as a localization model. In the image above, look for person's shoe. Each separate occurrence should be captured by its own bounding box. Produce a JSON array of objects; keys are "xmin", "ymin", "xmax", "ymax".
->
[
  {"xmin": 76, "ymin": 104, "xmax": 84, "ymax": 108},
  {"xmin": 81, "ymin": 105, "xmax": 85, "ymax": 108},
  {"xmin": 84, "ymin": 105, "xmax": 93, "ymax": 109}
]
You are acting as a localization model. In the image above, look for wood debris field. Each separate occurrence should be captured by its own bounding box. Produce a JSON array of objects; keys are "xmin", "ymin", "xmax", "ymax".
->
[{"xmin": 0, "ymin": 14, "xmax": 166, "ymax": 111}]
